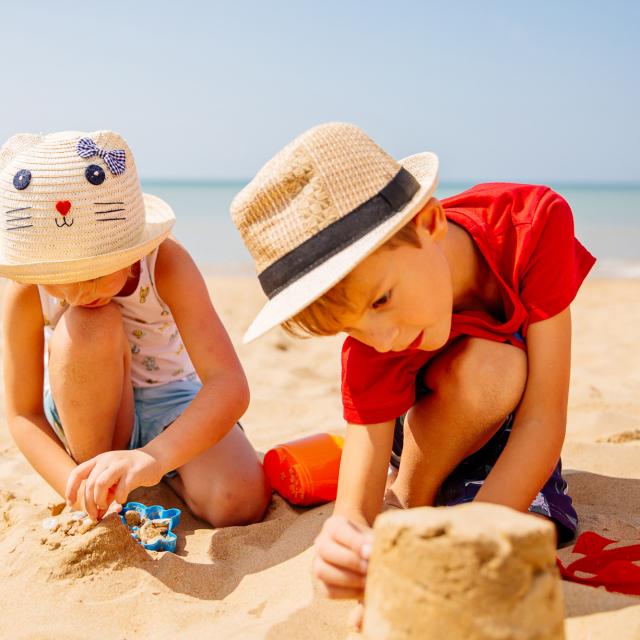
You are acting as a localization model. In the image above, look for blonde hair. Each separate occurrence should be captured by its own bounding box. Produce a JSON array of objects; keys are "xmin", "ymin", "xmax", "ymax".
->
[{"xmin": 281, "ymin": 221, "xmax": 421, "ymax": 337}]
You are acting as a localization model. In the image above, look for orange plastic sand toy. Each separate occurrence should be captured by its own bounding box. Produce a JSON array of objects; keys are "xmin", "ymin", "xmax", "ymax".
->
[{"xmin": 263, "ymin": 433, "xmax": 344, "ymax": 506}]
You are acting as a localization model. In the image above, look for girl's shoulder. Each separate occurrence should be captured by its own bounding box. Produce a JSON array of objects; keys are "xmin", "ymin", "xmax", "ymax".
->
[
  {"xmin": 3, "ymin": 281, "xmax": 44, "ymax": 328},
  {"xmin": 155, "ymin": 237, "xmax": 196, "ymax": 271},
  {"xmin": 4, "ymin": 281, "xmax": 41, "ymax": 313},
  {"xmin": 153, "ymin": 237, "xmax": 203, "ymax": 302}
]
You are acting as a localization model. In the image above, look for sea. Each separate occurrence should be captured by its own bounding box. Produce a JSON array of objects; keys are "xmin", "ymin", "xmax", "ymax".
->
[{"xmin": 141, "ymin": 180, "xmax": 640, "ymax": 278}]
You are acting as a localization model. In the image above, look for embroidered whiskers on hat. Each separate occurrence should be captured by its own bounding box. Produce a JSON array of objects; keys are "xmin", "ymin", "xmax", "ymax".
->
[
  {"xmin": 231, "ymin": 122, "xmax": 439, "ymax": 342},
  {"xmin": 0, "ymin": 130, "xmax": 175, "ymax": 284}
]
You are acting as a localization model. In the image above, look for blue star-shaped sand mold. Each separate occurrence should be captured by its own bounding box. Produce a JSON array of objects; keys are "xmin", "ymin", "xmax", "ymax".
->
[{"xmin": 119, "ymin": 501, "xmax": 181, "ymax": 552}]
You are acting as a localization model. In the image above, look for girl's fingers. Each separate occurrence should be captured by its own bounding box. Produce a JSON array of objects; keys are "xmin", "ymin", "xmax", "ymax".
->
[
  {"xmin": 93, "ymin": 468, "xmax": 119, "ymax": 513},
  {"xmin": 83, "ymin": 462, "xmax": 109, "ymax": 520},
  {"xmin": 83, "ymin": 475, "xmax": 99, "ymax": 521},
  {"xmin": 65, "ymin": 458, "xmax": 97, "ymax": 505},
  {"xmin": 113, "ymin": 476, "xmax": 130, "ymax": 507}
]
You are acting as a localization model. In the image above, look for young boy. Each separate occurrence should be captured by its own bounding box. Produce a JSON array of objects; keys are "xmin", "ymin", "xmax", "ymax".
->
[{"xmin": 231, "ymin": 122, "xmax": 595, "ymax": 601}]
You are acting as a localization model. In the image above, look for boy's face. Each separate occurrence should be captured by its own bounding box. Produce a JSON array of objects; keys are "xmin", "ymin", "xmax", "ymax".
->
[
  {"xmin": 338, "ymin": 203, "xmax": 453, "ymax": 353},
  {"xmin": 41, "ymin": 266, "xmax": 131, "ymax": 308}
]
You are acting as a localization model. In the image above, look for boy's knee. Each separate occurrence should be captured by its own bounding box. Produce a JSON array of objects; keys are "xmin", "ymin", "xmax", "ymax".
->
[{"xmin": 425, "ymin": 338, "xmax": 527, "ymax": 420}]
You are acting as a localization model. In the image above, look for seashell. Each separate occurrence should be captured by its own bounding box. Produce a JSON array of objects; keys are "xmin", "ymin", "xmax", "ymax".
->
[{"xmin": 42, "ymin": 517, "xmax": 60, "ymax": 532}]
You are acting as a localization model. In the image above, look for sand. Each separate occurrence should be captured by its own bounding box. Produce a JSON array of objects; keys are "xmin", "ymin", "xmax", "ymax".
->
[
  {"xmin": 363, "ymin": 504, "xmax": 564, "ymax": 639},
  {"xmin": 0, "ymin": 275, "xmax": 639, "ymax": 639}
]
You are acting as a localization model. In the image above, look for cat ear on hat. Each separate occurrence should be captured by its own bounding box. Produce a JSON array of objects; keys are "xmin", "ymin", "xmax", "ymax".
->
[{"xmin": 0, "ymin": 133, "xmax": 42, "ymax": 172}]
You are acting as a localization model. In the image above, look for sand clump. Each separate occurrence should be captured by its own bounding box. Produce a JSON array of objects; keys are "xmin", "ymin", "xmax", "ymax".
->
[
  {"xmin": 363, "ymin": 503, "xmax": 565, "ymax": 640},
  {"xmin": 600, "ymin": 430, "xmax": 640, "ymax": 443},
  {"xmin": 42, "ymin": 510, "xmax": 97, "ymax": 539},
  {"xmin": 138, "ymin": 518, "xmax": 171, "ymax": 544},
  {"xmin": 47, "ymin": 501, "xmax": 66, "ymax": 516},
  {"xmin": 39, "ymin": 512, "xmax": 152, "ymax": 580},
  {"xmin": 125, "ymin": 509, "xmax": 143, "ymax": 527}
]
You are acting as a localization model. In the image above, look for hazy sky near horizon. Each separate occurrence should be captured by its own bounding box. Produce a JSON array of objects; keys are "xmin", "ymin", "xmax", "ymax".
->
[{"xmin": 1, "ymin": 1, "xmax": 638, "ymax": 183}]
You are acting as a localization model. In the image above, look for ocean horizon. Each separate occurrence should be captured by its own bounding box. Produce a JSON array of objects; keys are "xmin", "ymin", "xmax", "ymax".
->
[{"xmin": 140, "ymin": 179, "xmax": 640, "ymax": 278}]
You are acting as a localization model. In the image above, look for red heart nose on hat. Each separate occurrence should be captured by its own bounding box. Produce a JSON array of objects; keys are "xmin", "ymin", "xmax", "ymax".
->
[{"xmin": 56, "ymin": 201, "xmax": 72, "ymax": 216}]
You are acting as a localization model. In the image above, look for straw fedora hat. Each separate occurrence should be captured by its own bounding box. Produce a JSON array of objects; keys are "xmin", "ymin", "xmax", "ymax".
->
[
  {"xmin": 231, "ymin": 122, "xmax": 439, "ymax": 342},
  {"xmin": 0, "ymin": 130, "xmax": 175, "ymax": 284}
]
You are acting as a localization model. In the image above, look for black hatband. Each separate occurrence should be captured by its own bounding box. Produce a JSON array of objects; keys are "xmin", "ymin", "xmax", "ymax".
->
[{"xmin": 258, "ymin": 167, "xmax": 420, "ymax": 298}]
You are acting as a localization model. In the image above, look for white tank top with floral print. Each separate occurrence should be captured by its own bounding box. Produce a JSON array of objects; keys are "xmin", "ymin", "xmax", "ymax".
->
[{"xmin": 37, "ymin": 247, "xmax": 196, "ymax": 387}]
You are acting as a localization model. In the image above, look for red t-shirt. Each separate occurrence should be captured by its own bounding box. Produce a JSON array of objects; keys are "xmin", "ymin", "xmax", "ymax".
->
[{"xmin": 341, "ymin": 183, "xmax": 596, "ymax": 425}]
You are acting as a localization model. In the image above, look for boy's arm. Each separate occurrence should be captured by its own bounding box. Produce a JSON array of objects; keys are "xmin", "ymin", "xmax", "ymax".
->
[
  {"xmin": 313, "ymin": 420, "xmax": 393, "ymax": 599},
  {"xmin": 475, "ymin": 307, "xmax": 571, "ymax": 511},
  {"xmin": 2, "ymin": 282, "xmax": 80, "ymax": 502},
  {"xmin": 334, "ymin": 420, "xmax": 395, "ymax": 527}
]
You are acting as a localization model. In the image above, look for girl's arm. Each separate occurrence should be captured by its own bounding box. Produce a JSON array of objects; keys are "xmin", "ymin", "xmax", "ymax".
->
[
  {"xmin": 139, "ymin": 237, "xmax": 250, "ymax": 473},
  {"xmin": 66, "ymin": 239, "xmax": 251, "ymax": 517},
  {"xmin": 475, "ymin": 307, "xmax": 572, "ymax": 510},
  {"xmin": 2, "ymin": 282, "xmax": 80, "ymax": 501}
]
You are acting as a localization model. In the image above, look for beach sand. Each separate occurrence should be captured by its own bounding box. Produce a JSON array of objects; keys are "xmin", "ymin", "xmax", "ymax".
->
[{"xmin": 0, "ymin": 275, "xmax": 639, "ymax": 639}]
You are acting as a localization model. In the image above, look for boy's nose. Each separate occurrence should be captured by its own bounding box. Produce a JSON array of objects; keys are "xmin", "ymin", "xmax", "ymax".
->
[{"xmin": 56, "ymin": 200, "xmax": 72, "ymax": 216}]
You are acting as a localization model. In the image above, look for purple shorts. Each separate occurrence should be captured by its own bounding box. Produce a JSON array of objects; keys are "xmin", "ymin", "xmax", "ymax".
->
[{"xmin": 391, "ymin": 403, "xmax": 578, "ymax": 545}]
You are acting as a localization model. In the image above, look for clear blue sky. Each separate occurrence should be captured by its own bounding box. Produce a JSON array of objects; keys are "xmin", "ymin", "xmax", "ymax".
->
[{"xmin": 2, "ymin": 1, "xmax": 638, "ymax": 183}]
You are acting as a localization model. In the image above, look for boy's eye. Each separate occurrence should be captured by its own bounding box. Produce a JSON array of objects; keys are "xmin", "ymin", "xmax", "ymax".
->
[
  {"xmin": 85, "ymin": 164, "xmax": 106, "ymax": 185},
  {"xmin": 372, "ymin": 290, "xmax": 391, "ymax": 309},
  {"xmin": 13, "ymin": 169, "xmax": 31, "ymax": 190}
]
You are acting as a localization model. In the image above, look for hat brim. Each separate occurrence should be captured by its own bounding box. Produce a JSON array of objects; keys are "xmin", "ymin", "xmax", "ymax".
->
[
  {"xmin": 243, "ymin": 151, "xmax": 439, "ymax": 343},
  {"xmin": 0, "ymin": 193, "xmax": 175, "ymax": 284}
]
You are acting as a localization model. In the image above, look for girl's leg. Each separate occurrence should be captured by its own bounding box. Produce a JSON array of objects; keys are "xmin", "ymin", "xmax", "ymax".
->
[
  {"xmin": 166, "ymin": 424, "xmax": 271, "ymax": 528},
  {"xmin": 389, "ymin": 337, "xmax": 527, "ymax": 508},
  {"xmin": 48, "ymin": 303, "xmax": 134, "ymax": 463}
]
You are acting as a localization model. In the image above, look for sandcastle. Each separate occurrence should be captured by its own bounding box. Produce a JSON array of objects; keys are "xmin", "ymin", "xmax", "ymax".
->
[{"xmin": 362, "ymin": 503, "xmax": 565, "ymax": 640}]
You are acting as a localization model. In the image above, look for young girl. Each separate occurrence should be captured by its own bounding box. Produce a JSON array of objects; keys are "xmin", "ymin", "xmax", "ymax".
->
[{"xmin": 0, "ymin": 130, "xmax": 270, "ymax": 525}]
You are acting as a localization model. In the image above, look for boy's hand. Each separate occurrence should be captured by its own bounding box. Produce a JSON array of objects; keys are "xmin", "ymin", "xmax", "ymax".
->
[
  {"xmin": 313, "ymin": 515, "xmax": 373, "ymax": 599},
  {"xmin": 65, "ymin": 450, "xmax": 164, "ymax": 521}
]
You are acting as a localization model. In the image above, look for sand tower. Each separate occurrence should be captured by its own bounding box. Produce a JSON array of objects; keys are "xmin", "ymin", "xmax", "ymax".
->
[{"xmin": 362, "ymin": 503, "xmax": 565, "ymax": 640}]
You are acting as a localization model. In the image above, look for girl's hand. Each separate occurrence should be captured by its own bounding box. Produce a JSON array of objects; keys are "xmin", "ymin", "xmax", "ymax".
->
[
  {"xmin": 69, "ymin": 479, "xmax": 89, "ymax": 514},
  {"xmin": 65, "ymin": 450, "xmax": 164, "ymax": 521},
  {"xmin": 313, "ymin": 515, "xmax": 373, "ymax": 599}
]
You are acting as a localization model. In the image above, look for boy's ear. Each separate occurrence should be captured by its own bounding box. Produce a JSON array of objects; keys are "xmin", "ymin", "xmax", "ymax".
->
[
  {"xmin": 0, "ymin": 133, "xmax": 43, "ymax": 172},
  {"xmin": 414, "ymin": 198, "xmax": 447, "ymax": 240}
]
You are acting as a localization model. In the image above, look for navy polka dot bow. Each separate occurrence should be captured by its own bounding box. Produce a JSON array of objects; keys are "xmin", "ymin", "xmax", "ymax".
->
[{"xmin": 77, "ymin": 137, "xmax": 126, "ymax": 175}]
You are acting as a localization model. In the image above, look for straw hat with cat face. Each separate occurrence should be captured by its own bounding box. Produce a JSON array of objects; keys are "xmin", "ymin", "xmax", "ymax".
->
[
  {"xmin": 0, "ymin": 130, "xmax": 175, "ymax": 284},
  {"xmin": 231, "ymin": 122, "xmax": 439, "ymax": 342}
]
